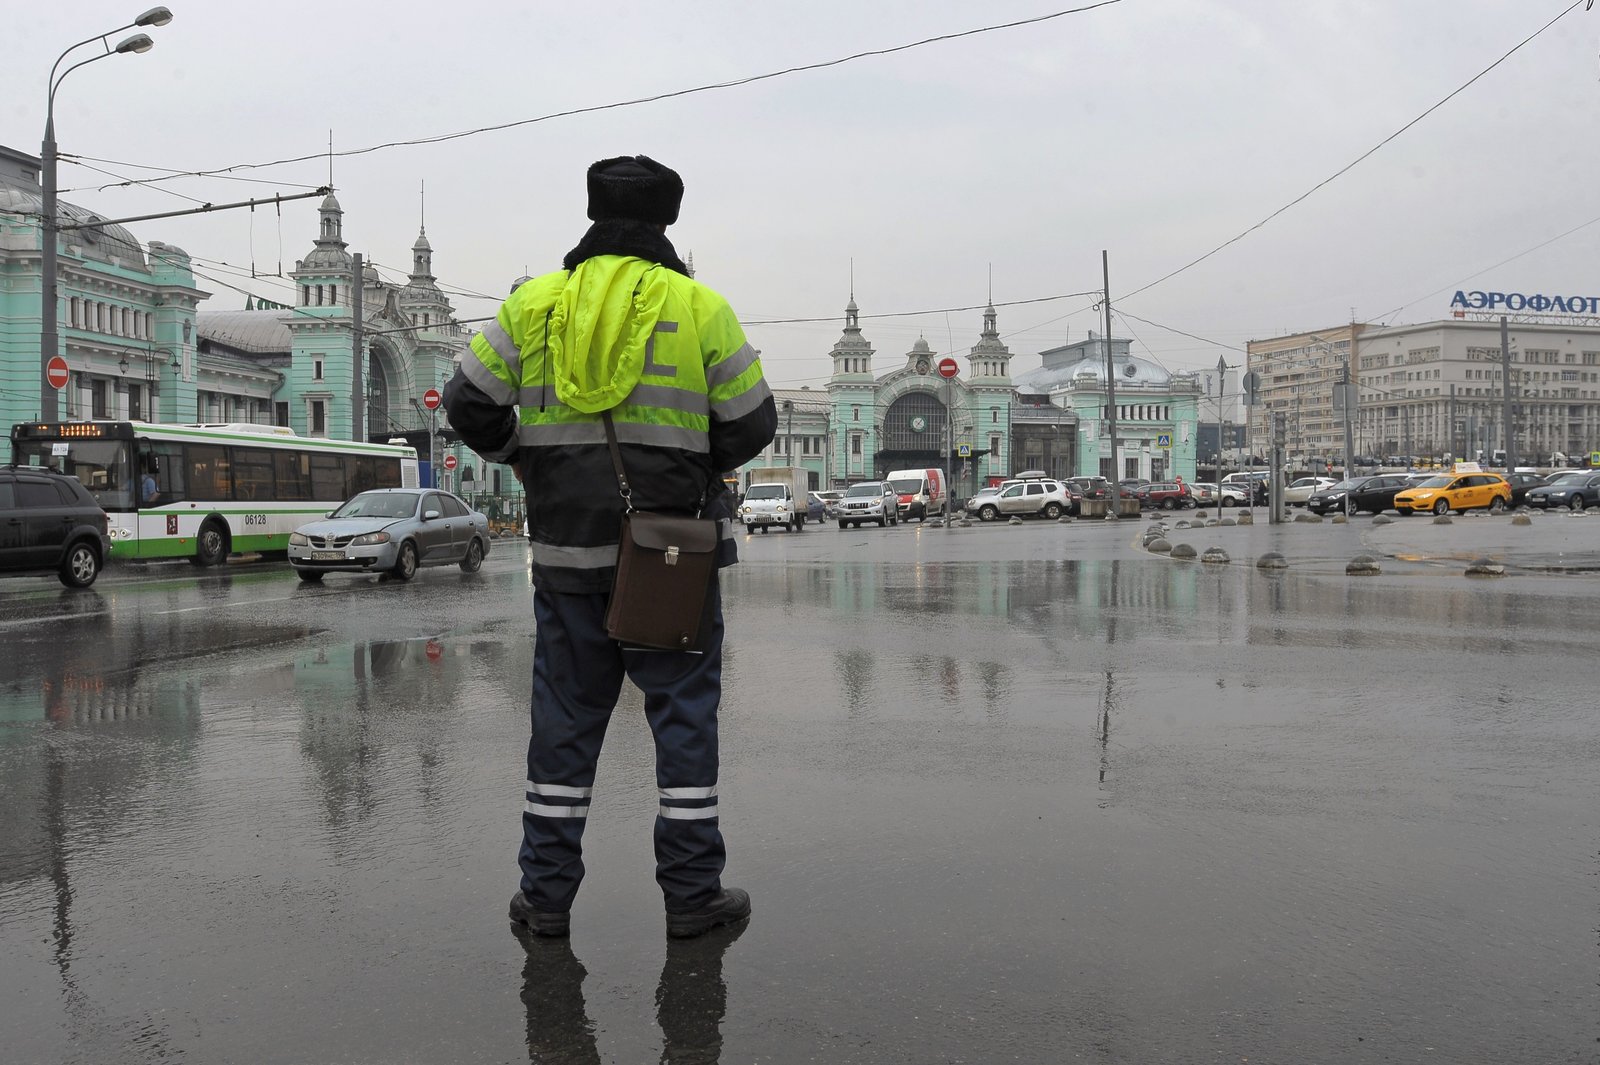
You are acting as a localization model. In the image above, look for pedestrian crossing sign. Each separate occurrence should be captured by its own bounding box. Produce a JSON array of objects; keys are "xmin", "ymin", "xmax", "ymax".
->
[
  {"xmin": 1157, "ymin": 434, "xmax": 1172, "ymax": 448},
  {"xmin": 957, "ymin": 443, "xmax": 971, "ymax": 457}
]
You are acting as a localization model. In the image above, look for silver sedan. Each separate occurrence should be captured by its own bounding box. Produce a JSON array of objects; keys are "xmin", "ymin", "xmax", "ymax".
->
[{"xmin": 288, "ymin": 488, "xmax": 490, "ymax": 581}]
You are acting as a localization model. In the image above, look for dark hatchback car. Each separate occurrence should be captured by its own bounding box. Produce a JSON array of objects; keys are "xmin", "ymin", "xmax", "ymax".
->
[
  {"xmin": 0, "ymin": 465, "xmax": 110, "ymax": 588},
  {"xmin": 1306, "ymin": 473, "xmax": 1413, "ymax": 515},
  {"xmin": 1503, "ymin": 471, "xmax": 1550, "ymax": 508},
  {"xmin": 1525, "ymin": 471, "xmax": 1600, "ymax": 511}
]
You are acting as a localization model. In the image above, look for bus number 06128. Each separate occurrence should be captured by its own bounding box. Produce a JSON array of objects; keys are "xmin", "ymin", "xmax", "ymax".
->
[{"xmin": 242, "ymin": 514, "xmax": 269, "ymax": 527}]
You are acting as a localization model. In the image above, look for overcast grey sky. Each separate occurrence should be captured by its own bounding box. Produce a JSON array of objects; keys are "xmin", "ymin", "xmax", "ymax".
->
[{"xmin": 9, "ymin": 0, "xmax": 1599, "ymax": 386}]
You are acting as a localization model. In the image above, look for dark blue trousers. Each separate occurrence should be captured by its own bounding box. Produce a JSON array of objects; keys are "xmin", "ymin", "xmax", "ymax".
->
[{"xmin": 520, "ymin": 580, "xmax": 726, "ymax": 914}]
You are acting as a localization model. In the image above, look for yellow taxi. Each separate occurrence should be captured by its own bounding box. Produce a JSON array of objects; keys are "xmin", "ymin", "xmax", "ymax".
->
[{"xmin": 1392, "ymin": 464, "xmax": 1511, "ymax": 515}]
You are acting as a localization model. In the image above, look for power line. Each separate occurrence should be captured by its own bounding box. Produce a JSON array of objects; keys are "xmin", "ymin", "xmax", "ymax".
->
[
  {"xmin": 79, "ymin": 2, "xmax": 1128, "ymax": 189},
  {"xmin": 1121, "ymin": 0, "xmax": 1591, "ymax": 303},
  {"xmin": 1373, "ymin": 211, "xmax": 1600, "ymax": 322},
  {"xmin": 1113, "ymin": 309, "xmax": 1247, "ymax": 354},
  {"xmin": 744, "ymin": 290, "xmax": 1103, "ymax": 326},
  {"xmin": 59, "ymin": 153, "xmax": 327, "ymax": 195}
]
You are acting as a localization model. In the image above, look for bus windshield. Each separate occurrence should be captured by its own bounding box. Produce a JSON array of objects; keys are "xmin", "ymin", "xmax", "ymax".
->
[{"xmin": 13, "ymin": 437, "xmax": 134, "ymax": 511}]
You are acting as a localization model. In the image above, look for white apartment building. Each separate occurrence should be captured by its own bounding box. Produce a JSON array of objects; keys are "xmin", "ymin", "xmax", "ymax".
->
[{"xmin": 1248, "ymin": 319, "xmax": 1600, "ymax": 465}]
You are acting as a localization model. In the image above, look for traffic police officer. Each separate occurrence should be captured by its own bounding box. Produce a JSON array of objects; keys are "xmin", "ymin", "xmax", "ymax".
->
[{"xmin": 444, "ymin": 155, "xmax": 775, "ymax": 939}]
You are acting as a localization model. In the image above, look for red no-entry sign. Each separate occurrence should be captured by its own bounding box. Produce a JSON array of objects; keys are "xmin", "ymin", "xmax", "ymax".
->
[
  {"xmin": 422, "ymin": 387, "xmax": 442, "ymax": 410},
  {"xmin": 46, "ymin": 355, "xmax": 70, "ymax": 390},
  {"xmin": 442, "ymin": 453, "xmax": 458, "ymax": 470},
  {"xmin": 937, "ymin": 357, "xmax": 959, "ymax": 379}
]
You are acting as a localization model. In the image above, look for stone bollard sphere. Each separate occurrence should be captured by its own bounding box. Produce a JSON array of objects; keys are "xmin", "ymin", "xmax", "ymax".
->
[
  {"xmin": 1346, "ymin": 555, "xmax": 1381, "ymax": 576},
  {"xmin": 1256, "ymin": 552, "xmax": 1288, "ymax": 570}
]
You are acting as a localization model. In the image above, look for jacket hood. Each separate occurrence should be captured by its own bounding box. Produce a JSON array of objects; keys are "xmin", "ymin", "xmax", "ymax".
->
[{"xmin": 548, "ymin": 256, "xmax": 670, "ymax": 414}]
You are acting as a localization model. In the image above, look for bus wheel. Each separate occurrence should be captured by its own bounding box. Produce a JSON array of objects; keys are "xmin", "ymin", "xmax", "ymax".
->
[{"xmin": 191, "ymin": 520, "xmax": 228, "ymax": 567}]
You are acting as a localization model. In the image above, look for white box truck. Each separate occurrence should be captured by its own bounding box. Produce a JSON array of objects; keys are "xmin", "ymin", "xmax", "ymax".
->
[{"xmin": 740, "ymin": 466, "xmax": 808, "ymax": 532}]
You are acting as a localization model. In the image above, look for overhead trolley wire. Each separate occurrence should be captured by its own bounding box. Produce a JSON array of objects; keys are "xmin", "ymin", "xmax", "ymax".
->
[
  {"xmin": 1121, "ymin": 0, "xmax": 1592, "ymax": 304},
  {"xmin": 74, "ymin": 2, "xmax": 1128, "ymax": 190}
]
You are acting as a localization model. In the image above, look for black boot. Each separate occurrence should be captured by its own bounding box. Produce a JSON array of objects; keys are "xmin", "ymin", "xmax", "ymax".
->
[
  {"xmin": 510, "ymin": 890, "xmax": 571, "ymax": 937},
  {"xmin": 665, "ymin": 887, "xmax": 751, "ymax": 939}
]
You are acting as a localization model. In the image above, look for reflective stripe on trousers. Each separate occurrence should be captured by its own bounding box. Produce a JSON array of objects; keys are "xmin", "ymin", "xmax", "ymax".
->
[{"xmin": 520, "ymin": 578, "xmax": 725, "ymax": 913}]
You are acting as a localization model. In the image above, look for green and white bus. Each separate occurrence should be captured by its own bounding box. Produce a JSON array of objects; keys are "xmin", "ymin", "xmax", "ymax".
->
[{"xmin": 10, "ymin": 421, "xmax": 419, "ymax": 566}]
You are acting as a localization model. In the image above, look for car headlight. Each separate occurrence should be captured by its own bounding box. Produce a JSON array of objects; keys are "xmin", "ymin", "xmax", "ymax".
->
[
  {"xmin": 288, "ymin": 532, "xmax": 309, "ymax": 546},
  {"xmin": 349, "ymin": 531, "xmax": 391, "ymax": 546}
]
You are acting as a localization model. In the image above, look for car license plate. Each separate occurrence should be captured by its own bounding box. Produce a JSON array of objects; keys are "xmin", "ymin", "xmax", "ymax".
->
[{"xmin": 310, "ymin": 550, "xmax": 344, "ymax": 561}]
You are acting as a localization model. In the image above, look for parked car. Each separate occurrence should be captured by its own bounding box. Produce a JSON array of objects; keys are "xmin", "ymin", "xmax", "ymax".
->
[
  {"xmin": 1502, "ymin": 471, "xmax": 1549, "ymax": 508},
  {"xmin": 1119, "ymin": 478, "xmax": 1149, "ymax": 496},
  {"xmin": 970, "ymin": 476, "xmax": 1070, "ymax": 521},
  {"xmin": 1136, "ymin": 482, "xmax": 1194, "ymax": 510},
  {"xmin": 1187, "ymin": 482, "xmax": 1215, "ymax": 506},
  {"xmin": 1067, "ymin": 476, "xmax": 1111, "ymax": 501},
  {"xmin": 1282, "ymin": 477, "xmax": 1339, "ymax": 507},
  {"xmin": 1392, "ymin": 472, "xmax": 1510, "ymax": 515},
  {"xmin": 1524, "ymin": 471, "xmax": 1600, "ymax": 511},
  {"xmin": 0, "ymin": 465, "xmax": 110, "ymax": 588},
  {"xmin": 835, "ymin": 481, "xmax": 900, "ymax": 528},
  {"xmin": 1306, "ymin": 473, "xmax": 1413, "ymax": 515},
  {"xmin": 288, "ymin": 488, "xmax": 491, "ymax": 581},
  {"xmin": 964, "ymin": 479, "xmax": 1023, "ymax": 515},
  {"xmin": 805, "ymin": 491, "xmax": 830, "ymax": 523},
  {"xmin": 812, "ymin": 490, "xmax": 844, "ymax": 519}
]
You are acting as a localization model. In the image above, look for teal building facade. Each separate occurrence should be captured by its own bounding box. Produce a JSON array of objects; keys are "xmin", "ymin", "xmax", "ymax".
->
[
  {"xmin": 1, "ymin": 144, "xmax": 206, "ymax": 432},
  {"xmin": 738, "ymin": 300, "xmax": 1200, "ymax": 496}
]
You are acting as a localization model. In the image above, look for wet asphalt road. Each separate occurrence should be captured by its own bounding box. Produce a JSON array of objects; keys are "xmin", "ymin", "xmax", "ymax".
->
[{"xmin": 0, "ymin": 513, "xmax": 1596, "ymax": 1064}]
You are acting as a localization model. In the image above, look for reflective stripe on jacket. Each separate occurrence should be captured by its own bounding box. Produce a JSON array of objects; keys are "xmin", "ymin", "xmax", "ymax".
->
[{"xmin": 446, "ymin": 255, "xmax": 775, "ymax": 592}]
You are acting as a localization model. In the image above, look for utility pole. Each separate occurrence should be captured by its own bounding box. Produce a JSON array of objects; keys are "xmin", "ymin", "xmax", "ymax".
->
[
  {"xmin": 352, "ymin": 253, "xmax": 364, "ymax": 442},
  {"xmin": 1499, "ymin": 316, "xmax": 1515, "ymax": 472},
  {"xmin": 1102, "ymin": 251, "xmax": 1120, "ymax": 514},
  {"xmin": 1215, "ymin": 355, "xmax": 1228, "ymax": 496}
]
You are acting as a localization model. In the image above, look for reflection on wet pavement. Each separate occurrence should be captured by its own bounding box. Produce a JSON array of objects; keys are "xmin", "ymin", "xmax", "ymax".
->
[{"xmin": 0, "ymin": 532, "xmax": 1595, "ymax": 1063}]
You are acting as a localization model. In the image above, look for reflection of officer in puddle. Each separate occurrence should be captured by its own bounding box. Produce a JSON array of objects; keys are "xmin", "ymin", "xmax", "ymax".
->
[{"xmin": 518, "ymin": 921, "xmax": 745, "ymax": 1064}]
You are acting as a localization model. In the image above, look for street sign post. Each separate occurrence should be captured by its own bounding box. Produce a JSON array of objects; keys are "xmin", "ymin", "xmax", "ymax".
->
[
  {"xmin": 938, "ymin": 358, "xmax": 958, "ymax": 521},
  {"xmin": 46, "ymin": 356, "xmax": 69, "ymax": 390}
]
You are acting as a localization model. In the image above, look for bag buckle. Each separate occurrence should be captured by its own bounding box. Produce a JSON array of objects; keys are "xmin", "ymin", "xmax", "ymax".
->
[{"xmin": 664, "ymin": 546, "xmax": 680, "ymax": 566}]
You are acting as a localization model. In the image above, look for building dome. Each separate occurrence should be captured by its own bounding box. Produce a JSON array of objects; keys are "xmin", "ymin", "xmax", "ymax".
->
[
  {"xmin": 1014, "ymin": 351, "xmax": 1171, "ymax": 393},
  {"xmin": 0, "ymin": 185, "xmax": 149, "ymax": 271}
]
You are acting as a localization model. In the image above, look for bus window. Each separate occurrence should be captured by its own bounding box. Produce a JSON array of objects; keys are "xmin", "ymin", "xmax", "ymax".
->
[
  {"xmin": 350, "ymin": 456, "xmax": 378, "ymax": 494},
  {"xmin": 309, "ymin": 453, "xmax": 346, "ymax": 501},
  {"xmin": 274, "ymin": 451, "xmax": 312, "ymax": 501},
  {"xmin": 232, "ymin": 447, "xmax": 275, "ymax": 502},
  {"xmin": 372, "ymin": 457, "xmax": 401, "ymax": 489},
  {"xmin": 149, "ymin": 442, "xmax": 187, "ymax": 504},
  {"xmin": 14, "ymin": 436, "xmax": 134, "ymax": 511},
  {"xmin": 187, "ymin": 444, "xmax": 231, "ymax": 499}
]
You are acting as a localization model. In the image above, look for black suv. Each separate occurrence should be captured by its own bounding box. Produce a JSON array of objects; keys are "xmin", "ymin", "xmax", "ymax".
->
[{"xmin": 0, "ymin": 466, "xmax": 110, "ymax": 588}]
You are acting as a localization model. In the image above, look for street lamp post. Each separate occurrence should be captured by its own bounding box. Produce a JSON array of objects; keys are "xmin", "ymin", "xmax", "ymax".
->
[{"xmin": 40, "ymin": 7, "xmax": 173, "ymax": 422}]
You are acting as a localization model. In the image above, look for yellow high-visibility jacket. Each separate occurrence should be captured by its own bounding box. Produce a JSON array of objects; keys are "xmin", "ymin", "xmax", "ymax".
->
[{"xmin": 445, "ymin": 255, "xmax": 775, "ymax": 592}]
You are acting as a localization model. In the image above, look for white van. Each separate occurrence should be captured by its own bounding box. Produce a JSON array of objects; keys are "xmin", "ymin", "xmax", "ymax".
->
[{"xmin": 884, "ymin": 468, "xmax": 946, "ymax": 521}]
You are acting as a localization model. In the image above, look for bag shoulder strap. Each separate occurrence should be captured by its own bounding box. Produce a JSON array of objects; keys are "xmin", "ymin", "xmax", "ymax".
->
[
  {"xmin": 600, "ymin": 410, "xmax": 718, "ymax": 516},
  {"xmin": 599, "ymin": 410, "xmax": 633, "ymax": 510}
]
